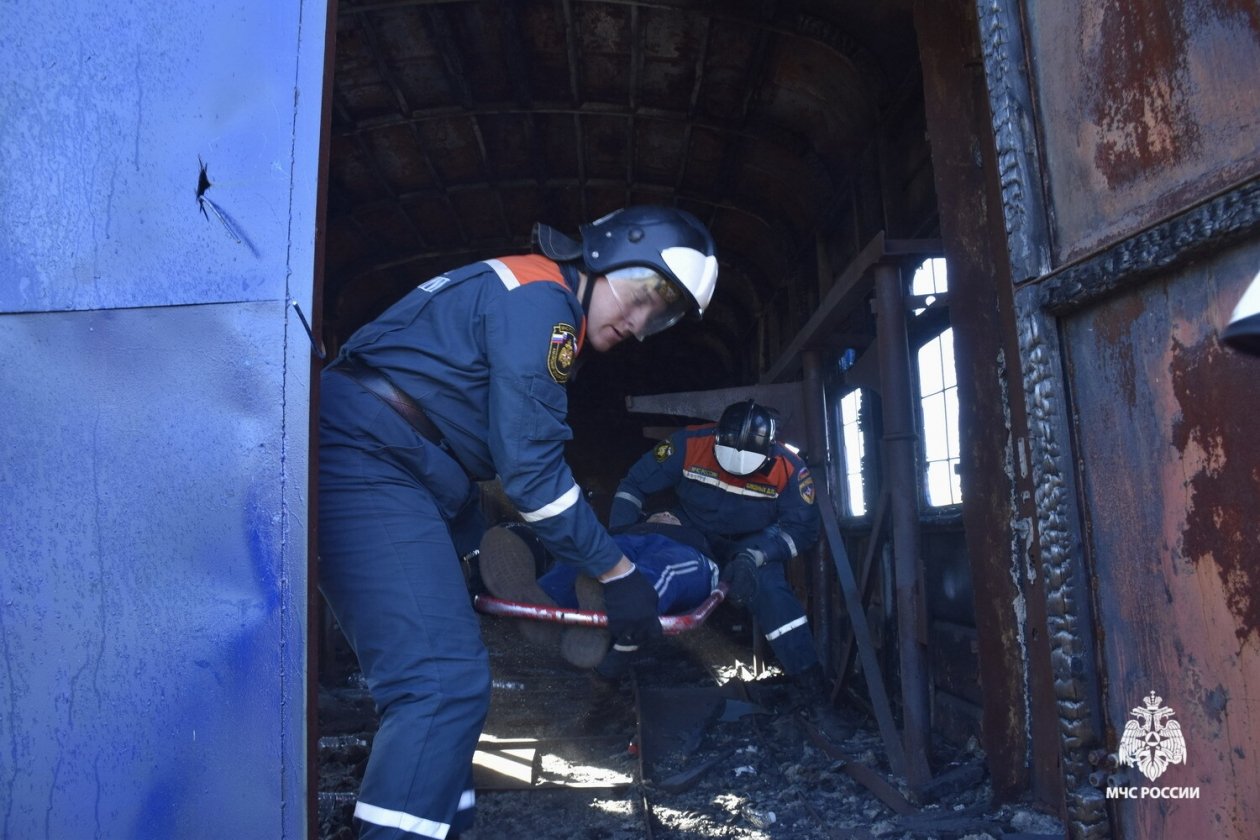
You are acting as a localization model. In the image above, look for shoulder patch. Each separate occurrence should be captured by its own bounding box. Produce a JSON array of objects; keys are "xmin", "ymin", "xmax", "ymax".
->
[
  {"xmin": 798, "ymin": 467, "xmax": 816, "ymax": 505},
  {"xmin": 653, "ymin": 440, "xmax": 674, "ymax": 462},
  {"xmin": 547, "ymin": 323, "xmax": 578, "ymax": 383}
]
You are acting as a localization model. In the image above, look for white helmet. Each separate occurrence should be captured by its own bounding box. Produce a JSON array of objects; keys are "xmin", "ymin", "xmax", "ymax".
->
[{"xmin": 534, "ymin": 205, "xmax": 719, "ymax": 338}]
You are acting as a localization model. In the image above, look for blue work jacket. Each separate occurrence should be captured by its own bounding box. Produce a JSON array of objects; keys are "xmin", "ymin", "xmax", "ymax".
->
[
  {"xmin": 608, "ymin": 423, "xmax": 820, "ymax": 566},
  {"xmin": 338, "ymin": 254, "xmax": 624, "ymax": 578}
]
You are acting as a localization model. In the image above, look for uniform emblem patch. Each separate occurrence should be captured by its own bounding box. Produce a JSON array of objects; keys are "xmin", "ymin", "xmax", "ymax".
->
[
  {"xmin": 798, "ymin": 467, "xmax": 816, "ymax": 504},
  {"xmin": 654, "ymin": 440, "xmax": 674, "ymax": 462},
  {"xmin": 547, "ymin": 323, "xmax": 578, "ymax": 383}
]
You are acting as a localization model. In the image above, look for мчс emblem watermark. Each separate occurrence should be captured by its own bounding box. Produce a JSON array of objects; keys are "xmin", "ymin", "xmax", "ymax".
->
[{"xmin": 1105, "ymin": 691, "xmax": 1201, "ymax": 800}]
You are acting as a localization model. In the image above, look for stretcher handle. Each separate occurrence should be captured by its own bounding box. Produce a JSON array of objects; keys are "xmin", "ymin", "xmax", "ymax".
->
[{"xmin": 473, "ymin": 583, "xmax": 728, "ymax": 636}]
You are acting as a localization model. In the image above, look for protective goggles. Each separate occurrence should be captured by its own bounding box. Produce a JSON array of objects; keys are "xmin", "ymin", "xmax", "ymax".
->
[{"xmin": 604, "ymin": 265, "xmax": 690, "ymax": 340}]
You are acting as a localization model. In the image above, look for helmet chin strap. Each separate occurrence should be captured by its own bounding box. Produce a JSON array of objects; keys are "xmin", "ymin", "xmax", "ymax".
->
[{"xmin": 579, "ymin": 271, "xmax": 597, "ymax": 316}]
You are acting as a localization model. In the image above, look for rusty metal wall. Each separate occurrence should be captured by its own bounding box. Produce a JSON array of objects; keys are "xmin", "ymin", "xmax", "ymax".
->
[
  {"xmin": 916, "ymin": 0, "xmax": 1065, "ymax": 807},
  {"xmin": 0, "ymin": 0, "xmax": 329, "ymax": 836},
  {"xmin": 1061, "ymin": 241, "xmax": 1260, "ymax": 837},
  {"xmin": 974, "ymin": 0, "xmax": 1260, "ymax": 836},
  {"xmin": 1025, "ymin": 0, "xmax": 1260, "ymax": 264}
]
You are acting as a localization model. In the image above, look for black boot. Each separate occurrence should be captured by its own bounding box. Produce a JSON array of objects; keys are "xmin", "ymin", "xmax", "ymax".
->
[
  {"xmin": 793, "ymin": 665, "xmax": 854, "ymax": 742},
  {"xmin": 593, "ymin": 645, "xmax": 636, "ymax": 682}
]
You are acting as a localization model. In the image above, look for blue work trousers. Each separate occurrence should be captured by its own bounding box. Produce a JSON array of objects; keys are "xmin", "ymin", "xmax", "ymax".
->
[
  {"xmin": 318, "ymin": 371, "xmax": 490, "ymax": 840},
  {"xmin": 747, "ymin": 561, "xmax": 820, "ymax": 676}
]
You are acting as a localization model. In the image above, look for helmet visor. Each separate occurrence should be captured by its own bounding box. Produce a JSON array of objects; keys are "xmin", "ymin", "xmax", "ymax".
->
[{"xmin": 604, "ymin": 266, "xmax": 690, "ymax": 339}]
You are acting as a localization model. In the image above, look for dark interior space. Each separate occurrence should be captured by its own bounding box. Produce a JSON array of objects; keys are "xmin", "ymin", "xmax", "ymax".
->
[
  {"xmin": 320, "ymin": 0, "xmax": 934, "ymax": 486},
  {"xmin": 315, "ymin": 2, "xmax": 1004, "ymax": 836}
]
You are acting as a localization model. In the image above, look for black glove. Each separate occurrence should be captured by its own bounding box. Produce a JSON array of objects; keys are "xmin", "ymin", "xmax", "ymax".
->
[
  {"xmin": 720, "ymin": 551, "xmax": 760, "ymax": 608},
  {"xmin": 602, "ymin": 567, "xmax": 662, "ymax": 648}
]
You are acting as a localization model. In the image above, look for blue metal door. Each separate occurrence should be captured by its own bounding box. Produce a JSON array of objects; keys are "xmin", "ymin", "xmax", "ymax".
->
[{"xmin": 0, "ymin": 1, "xmax": 330, "ymax": 837}]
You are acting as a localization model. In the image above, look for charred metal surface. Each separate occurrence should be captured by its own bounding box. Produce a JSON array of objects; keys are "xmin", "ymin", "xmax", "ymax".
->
[
  {"xmin": 1042, "ymin": 178, "xmax": 1260, "ymax": 314},
  {"xmin": 981, "ymin": 2, "xmax": 1260, "ymax": 838},
  {"xmin": 974, "ymin": 0, "xmax": 1053, "ymax": 283},
  {"xmin": 917, "ymin": 0, "xmax": 1061, "ymax": 806},
  {"xmin": 1025, "ymin": 0, "xmax": 1260, "ymax": 264},
  {"xmin": 1014, "ymin": 292, "xmax": 1111, "ymax": 839},
  {"xmin": 1062, "ymin": 246, "xmax": 1260, "ymax": 839}
]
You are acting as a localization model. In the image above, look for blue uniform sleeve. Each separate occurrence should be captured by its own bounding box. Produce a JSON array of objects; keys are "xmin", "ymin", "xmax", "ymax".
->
[
  {"xmin": 609, "ymin": 434, "xmax": 686, "ymax": 529},
  {"xmin": 483, "ymin": 283, "xmax": 623, "ymax": 577},
  {"xmin": 734, "ymin": 455, "xmax": 820, "ymax": 566}
]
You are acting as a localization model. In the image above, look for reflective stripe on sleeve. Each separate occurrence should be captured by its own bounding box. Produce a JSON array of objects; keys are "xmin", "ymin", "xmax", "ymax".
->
[
  {"xmin": 614, "ymin": 490, "xmax": 643, "ymax": 510},
  {"xmin": 354, "ymin": 801, "xmax": 450, "ymax": 839},
  {"xmin": 458, "ymin": 789, "xmax": 476, "ymax": 811},
  {"xmin": 520, "ymin": 484, "xmax": 581, "ymax": 523},
  {"xmin": 764, "ymin": 615, "xmax": 808, "ymax": 641},
  {"xmin": 484, "ymin": 258, "xmax": 521, "ymax": 290},
  {"xmin": 781, "ymin": 532, "xmax": 799, "ymax": 557}
]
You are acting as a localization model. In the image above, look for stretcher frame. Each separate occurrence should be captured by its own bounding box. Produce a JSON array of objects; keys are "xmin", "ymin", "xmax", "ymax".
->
[{"xmin": 473, "ymin": 583, "xmax": 728, "ymax": 635}]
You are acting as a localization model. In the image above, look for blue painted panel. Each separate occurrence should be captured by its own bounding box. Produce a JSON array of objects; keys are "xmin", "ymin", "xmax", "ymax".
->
[
  {"xmin": 0, "ymin": 0, "xmax": 324, "ymax": 313},
  {"xmin": 0, "ymin": 302, "xmax": 308, "ymax": 838},
  {"xmin": 0, "ymin": 0, "xmax": 325, "ymax": 834}
]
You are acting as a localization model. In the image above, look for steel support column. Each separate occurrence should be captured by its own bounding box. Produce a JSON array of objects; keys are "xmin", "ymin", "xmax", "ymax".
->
[
  {"xmin": 874, "ymin": 262, "xmax": 932, "ymax": 790},
  {"xmin": 802, "ymin": 349, "xmax": 833, "ymax": 673}
]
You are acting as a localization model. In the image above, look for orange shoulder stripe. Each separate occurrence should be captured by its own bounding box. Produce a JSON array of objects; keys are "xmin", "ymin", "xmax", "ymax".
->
[{"xmin": 493, "ymin": 255, "xmax": 586, "ymax": 352}]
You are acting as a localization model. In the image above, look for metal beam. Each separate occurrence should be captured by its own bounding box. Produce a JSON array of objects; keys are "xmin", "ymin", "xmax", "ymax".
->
[
  {"xmin": 813, "ymin": 479, "xmax": 906, "ymax": 777},
  {"xmin": 873, "ymin": 262, "xmax": 933, "ymax": 791},
  {"xmin": 761, "ymin": 234, "xmax": 942, "ymax": 384},
  {"xmin": 624, "ymin": 382, "xmax": 808, "ymax": 446}
]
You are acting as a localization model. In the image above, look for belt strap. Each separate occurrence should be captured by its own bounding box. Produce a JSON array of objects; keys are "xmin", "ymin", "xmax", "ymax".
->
[{"xmin": 330, "ymin": 357, "xmax": 469, "ymax": 475}]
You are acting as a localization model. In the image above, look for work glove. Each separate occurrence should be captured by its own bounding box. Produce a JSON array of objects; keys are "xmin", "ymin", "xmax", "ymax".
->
[
  {"xmin": 602, "ymin": 566, "xmax": 662, "ymax": 649},
  {"xmin": 720, "ymin": 551, "xmax": 761, "ymax": 608}
]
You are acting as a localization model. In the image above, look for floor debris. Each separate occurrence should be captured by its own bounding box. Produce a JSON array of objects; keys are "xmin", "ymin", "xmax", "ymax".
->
[{"xmin": 318, "ymin": 605, "xmax": 1065, "ymax": 839}]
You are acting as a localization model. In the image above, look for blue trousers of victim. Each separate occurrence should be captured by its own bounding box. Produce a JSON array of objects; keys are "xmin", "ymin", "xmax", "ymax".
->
[{"xmin": 537, "ymin": 531, "xmax": 718, "ymax": 614}]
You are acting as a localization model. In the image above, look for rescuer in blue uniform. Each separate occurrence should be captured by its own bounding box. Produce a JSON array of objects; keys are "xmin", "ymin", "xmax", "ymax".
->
[
  {"xmin": 318, "ymin": 206, "xmax": 718, "ymax": 839},
  {"xmin": 608, "ymin": 400, "xmax": 825, "ymax": 683}
]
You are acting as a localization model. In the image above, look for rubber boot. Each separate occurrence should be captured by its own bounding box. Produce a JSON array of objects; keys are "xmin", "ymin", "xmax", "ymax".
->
[{"xmin": 794, "ymin": 664, "xmax": 855, "ymax": 743}]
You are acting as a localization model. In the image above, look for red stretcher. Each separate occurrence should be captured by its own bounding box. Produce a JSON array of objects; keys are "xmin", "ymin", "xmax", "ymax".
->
[{"xmin": 473, "ymin": 583, "xmax": 728, "ymax": 635}]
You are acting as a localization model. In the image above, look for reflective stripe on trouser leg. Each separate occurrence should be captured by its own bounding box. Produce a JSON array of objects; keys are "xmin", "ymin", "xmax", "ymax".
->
[
  {"xmin": 765, "ymin": 615, "xmax": 808, "ymax": 640},
  {"xmin": 319, "ymin": 374, "xmax": 491, "ymax": 839},
  {"xmin": 747, "ymin": 561, "xmax": 820, "ymax": 676}
]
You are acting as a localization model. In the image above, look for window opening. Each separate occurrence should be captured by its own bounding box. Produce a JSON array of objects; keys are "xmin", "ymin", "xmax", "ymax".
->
[
  {"xmin": 912, "ymin": 258, "xmax": 961, "ymax": 507},
  {"xmin": 838, "ymin": 387, "xmax": 867, "ymax": 516}
]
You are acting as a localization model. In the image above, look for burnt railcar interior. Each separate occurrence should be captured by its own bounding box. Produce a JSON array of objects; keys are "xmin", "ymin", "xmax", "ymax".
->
[{"xmin": 320, "ymin": 0, "xmax": 1009, "ymax": 832}]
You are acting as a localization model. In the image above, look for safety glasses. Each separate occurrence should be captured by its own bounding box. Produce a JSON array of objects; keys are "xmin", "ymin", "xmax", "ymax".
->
[{"xmin": 604, "ymin": 265, "xmax": 690, "ymax": 340}]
